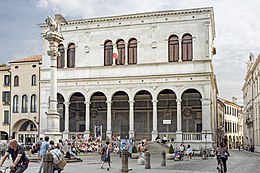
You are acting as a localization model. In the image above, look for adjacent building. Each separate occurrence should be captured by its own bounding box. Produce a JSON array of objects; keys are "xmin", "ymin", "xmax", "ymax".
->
[
  {"xmin": 0, "ymin": 66, "xmax": 11, "ymax": 141},
  {"xmin": 39, "ymin": 7, "xmax": 218, "ymax": 149},
  {"xmin": 219, "ymin": 98, "xmax": 243, "ymax": 149},
  {"xmin": 9, "ymin": 55, "xmax": 42, "ymax": 144},
  {"xmin": 242, "ymin": 53, "xmax": 260, "ymax": 152}
]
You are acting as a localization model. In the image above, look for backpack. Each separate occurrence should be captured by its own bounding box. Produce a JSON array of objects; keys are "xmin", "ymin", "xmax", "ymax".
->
[{"xmin": 36, "ymin": 141, "xmax": 41, "ymax": 150}]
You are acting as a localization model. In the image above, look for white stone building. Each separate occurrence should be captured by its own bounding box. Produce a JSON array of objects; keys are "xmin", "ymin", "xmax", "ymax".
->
[
  {"xmin": 39, "ymin": 7, "xmax": 218, "ymax": 148},
  {"xmin": 242, "ymin": 53, "xmax": 260, "ymax": 152},
  {"xmin": 219, "ymin": 98, "xmax": 243, "ymax": 149}
]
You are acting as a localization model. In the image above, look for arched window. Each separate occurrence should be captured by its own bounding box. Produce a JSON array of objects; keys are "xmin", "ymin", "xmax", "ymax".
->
[
  {"xmin": 31, "ymin": 94, "xmax": 36, "ymax": 113},
  {"xmin": 116, "ymin": 39, "xmax": 125, "ymax": 65},
  {"xmin": 104, "ymin": 40, "xmax": 113, "ymax": 66},
  {"xmin": 31, "ymin": 75, "xmax": 36, "ymax": 86},
  {"xmin": 182, "ymin": 34, "xmax": 193, "ymax": 61},
  {"xmin": 13, "ymin": 95, "xmax": 19, "ymax": 113},
  {"xmin": 58, "ymin": 44, "xmax": 65, "ymax": 68},
  {"xmin": 22, "ymin": 95, "xmax": 28, "ymax": 113},
  {"xmin": 14, "ymin": 75, "xmax": 19, "ymax": 87},
  {"xmin": 168, "ymin": 35, "xmax": 179, "ymax": 62},
  {"xmin": 128, "ymin": 38, "xmax": 137, "ymax": 64},
  {"xmin": 67, "ymin": 43, "xmax": 75, "ymax": 68}
]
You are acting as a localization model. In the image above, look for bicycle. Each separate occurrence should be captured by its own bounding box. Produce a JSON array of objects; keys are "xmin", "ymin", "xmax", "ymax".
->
[
  {"xmin": 217, "ymin": 155, "xmax": 228, "ymax": 173},
  {"xmin": 0, "ymin": 167, "xmax": 9, "ymax": 173}
]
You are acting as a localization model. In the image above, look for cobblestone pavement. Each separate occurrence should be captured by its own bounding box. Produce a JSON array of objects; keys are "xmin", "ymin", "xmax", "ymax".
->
[{"xmin": 1, "ymin": 150, "xmax": 260, "ymax": 173}]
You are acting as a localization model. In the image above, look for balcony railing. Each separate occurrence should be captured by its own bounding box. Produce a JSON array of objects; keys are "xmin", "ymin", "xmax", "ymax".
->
[{"xmin": 182, "ymin": 132, "xmax": 202, "ymax": 141}]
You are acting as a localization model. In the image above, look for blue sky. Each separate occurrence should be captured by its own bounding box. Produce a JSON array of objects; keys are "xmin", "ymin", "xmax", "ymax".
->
[{"xmin": 1, "ymin": 0, "xmax": 260, "ymax": 105}]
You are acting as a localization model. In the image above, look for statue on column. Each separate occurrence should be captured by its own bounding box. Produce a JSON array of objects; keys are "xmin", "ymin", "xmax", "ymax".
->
[{"xmin": 45, "ymin": 14, "xmax": 68, "ymax": 34}]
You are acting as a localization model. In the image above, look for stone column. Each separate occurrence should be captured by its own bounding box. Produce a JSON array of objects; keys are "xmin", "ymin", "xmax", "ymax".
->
[
  {"xmin": 129, "ymin": 100, "xmax": 135, "ymax": 138},
  {"xmin": 201, "ymin": 98, "xmax": 212, "ymax": 144},
  {"xmin": 151, "ymin": 100, "xmax": 158, "ymax": 141},
  {"xmin": 84, "ymin": 101, "xmax": 90, "ymax": 140},
  {"xmin": 63, "ymin": 102, "xmax": 69, "ymax": 139},
  {"xmin": 178, "ymin": 39, "xmax": 182, "ymax": 62},
  {"xmin": 44, "ymin": 32, "xmax": 64, "ymax": 141},
  {"xmin": 106, "ymin": 100, "xmax": 112, "ymax": 139},
  {"xmin": 124, "ymin": 43, "xmax": 128, "ymax": 65},
  {"xmin": 176, "ymin": 99, "xmax": 182, "ymax": 142}
]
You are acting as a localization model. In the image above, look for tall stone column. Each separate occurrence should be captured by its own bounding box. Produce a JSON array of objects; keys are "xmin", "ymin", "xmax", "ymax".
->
[
  {"xmin": 151, "ymin": 100, "xmax": 158, "ymax": 141},
  {"xmin": 106, "ymin": 101, "xmax": 112, "ymax": 139},
  {"xmin": 176, "ymin": 99, "xmax": 182, "ymax": 142},
  {"xmin": 201, "ymin": 98, "xmax": 212, "ymax": 143},
  {"xmin": 129, "ymin": 100, "xmax": 135, "ymax": 138},
  {"xmin": 43, "ymin": 15, "xmax": 67, "ymax": 142},
  {"xmin": 63, "ymin": 102, "xmax": 69, "ymax": 139},
  {"xmin": 84, "ymin": 101, "xmax": 90, "ymax": 141}
]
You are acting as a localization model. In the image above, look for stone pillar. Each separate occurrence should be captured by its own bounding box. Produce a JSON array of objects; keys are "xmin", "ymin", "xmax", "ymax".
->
[
  {"xmin": 124, "ymin": 43, "xmax": 128, "ymax": 65},
  {"xmin": 121, "ymin": 149, "xmax": 129, "ymax": 172},
  {"xmin": 43, "ymin": 152, "xmax": 54, "ymax": 173},
  {"xmin": 151, "ymin": 100, "xmax": 158, "ymax": 141},
  {"xmin": 178, "ymin": 39, "xmax": 182, "ymax": 62},
  {"xmin": 161, "ymin": 151, "xmax": 166, "ymax": 166},
  {"xmin": 84, "ymin": 101, "xmax": 90, "ymax": 140},
  {"xmin": 44, "ymin": 31, "xmax": 64, "ymax": 141},
  {"xmin": 176, "ymin": 99, "xmax": 182, "ymax": 142},
  {"xmin": 129, "ymin": 100, "xmax": 135, "ymax": 138},
  {"xmin": 106, "ymin": 100, "xmax": 112, "ymax": 139},
  {"xmin": 201, "ymin": 98, "xmax": 212, "ymax": 144},
  {"xmin": 63, "ymin": 102, "xmax": 69, "ymax": 139},
  {"xmin": 145, "ymin": 151, "xmax": 151, "ymax": 169}
]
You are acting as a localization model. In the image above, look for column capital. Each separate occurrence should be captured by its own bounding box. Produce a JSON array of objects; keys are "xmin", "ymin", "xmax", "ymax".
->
[
  {"xmin": 84, "ymin": 101, "xmax": 91, "ymax": 105},
  {"xmin": 151, "ymin": 100, "xmax": 158, "ymax": 103},
  {"xmin": 128, "ymin": 100, "xmax": 135, "ymax": 104},
  {"xmin": 106, "ymin": 100, "xmax": 112, "ymax": 104},
  {"xmin": 176, "ymin": 98, "xmax": 182, "ymax": 103},
  {"xmin": 63, "ymin": 102, "xmax": 70, "ymax": 106},
  {"xmin": 201, "ymin": 98, "xmax": 211, "ymax": 104}
]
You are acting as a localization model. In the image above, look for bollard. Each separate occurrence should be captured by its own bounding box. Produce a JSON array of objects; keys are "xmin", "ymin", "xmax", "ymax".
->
[
  {"xmin": 145, "ymin": 151, "xmax": 151, "ymax": 169},
  {"xmin": 121, "ymin": 149, "xmax": 129, "ymax": 172},
  {"xmin": 43, "ymin": 152, "xmax": 53, "ymax": 173},
  {"xmin": 161, "ymin": 151, "xmax": 166, "ymax": 166}
]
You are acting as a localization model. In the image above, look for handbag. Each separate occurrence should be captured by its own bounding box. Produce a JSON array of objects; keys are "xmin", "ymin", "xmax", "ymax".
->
[
  {"xmin": 57, "ymin": 157, "xmax": 67, "ymax": 170},
  {"xmin": 53, "ymin": 152, "xmax": 67, "ymax": 170}
]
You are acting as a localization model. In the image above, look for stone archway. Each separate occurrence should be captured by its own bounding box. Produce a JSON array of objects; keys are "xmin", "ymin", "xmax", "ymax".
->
[
  {"xmin": 157, "ymin": 89, "xmax": 177, "ymax": 137},
  {"xmin": 90, "ymin": 92, "xmax": 107, "ymax": 140},
  {"xmin": 18, "ymin": 120, "xmax": 37, "ymax": 145},
  {"xmin": 69, "ymin": 92, "xmax": 86, "ymax": 133},
  {"xmin": 134, "ymin": 90, "xmax": 153, "ymax": 140},
  {"xmin": 57, "ymin": 93, "xmax": 65, "ymax": 132},
  {"xmin": 111, "ymin": 91, "xmax": 129, "ymax": 139},
  {"xmin": 181, "ymin": 89, "xmax": 202, "ymax": 133}
]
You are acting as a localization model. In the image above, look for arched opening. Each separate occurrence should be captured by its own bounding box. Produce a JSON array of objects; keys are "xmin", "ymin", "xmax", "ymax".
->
[
  {"xmin": 134, "ymin": 90, "xmax": 152, "ymax": 140},
  {"xmin": 181, "ymin": 89, "xmax": 202, "ymax": 134},
  {"xmin": 111, "ymin": 91, "xmax": 129, "ymax": 139},
  {"xmin": 18, "ymin": 120, "xmax": 37, "ymax": 145},
  {"xmin": 90, "ymin": 92, "xmax": 107, "ymax": 140},
  {"xmin": 57, "ymin": 93, "xmax": 65, "ymax": 132},
  {"xmin": 69, "ymin": 92, "xmax": 86, "ymax": 134},
  {"xmin": 157, "ymin": 89, "xmax": 177, "ymax": 140}
]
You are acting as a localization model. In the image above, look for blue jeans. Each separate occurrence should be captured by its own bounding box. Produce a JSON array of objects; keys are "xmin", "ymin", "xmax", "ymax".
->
[{"xmin": 10, "ymin": 164, "xmax": 28, "ymax": 173}]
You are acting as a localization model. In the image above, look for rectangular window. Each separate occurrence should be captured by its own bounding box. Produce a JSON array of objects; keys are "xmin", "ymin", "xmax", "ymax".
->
[
  {"xmin": 4, "ymin": 75, "xmax": 10, "ymax": 86},
  {"xmin": 3, "ymin": 110, "xmax": 9, "ymax": 125},
  {"xmin": 2, "ymin": 91, "xmax": 10, "ymax": 105}
]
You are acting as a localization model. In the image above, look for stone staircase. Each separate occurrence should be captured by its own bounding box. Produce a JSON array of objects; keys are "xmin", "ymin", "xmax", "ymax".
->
[{"xmin": 147, "ymin": 141, "xmax": 170, "ymax": 156}]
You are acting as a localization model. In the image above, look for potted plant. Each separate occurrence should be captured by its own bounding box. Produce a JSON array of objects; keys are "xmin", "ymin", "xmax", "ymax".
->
[
  {"xmin": 132, "ymin": 145, "xmax": 139, "ymax": 159},
  {"xmin": 166, "ymin": 144, "xmax": 175, "ymax": 160}
]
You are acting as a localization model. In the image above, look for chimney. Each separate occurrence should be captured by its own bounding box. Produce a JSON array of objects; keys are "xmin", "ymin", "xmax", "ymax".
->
[{"xmin": 232, "ymin": 97, "xmax": 237, "ymax": 104}]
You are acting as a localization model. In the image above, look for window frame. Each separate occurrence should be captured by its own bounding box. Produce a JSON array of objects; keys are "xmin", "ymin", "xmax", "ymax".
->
[
  {"xmin": 67, "ymin": 43, "xmax": 76, "ymax": 68},
  {"xmin": 30, "ymin": 94, "xmax": 37, "ymax": 113},
  {"xmin": 13, "ymin": 95, "xmax": 19, "ymax": 113},
  {"xmin": 14, "ymin": 75, "xmax": 19, "ymax": 87},
  {"xmin": 181, "ymin": 34, "xmax": 193, "ymax": 61},
  {"xmin": 104, "ymin": 40, "xmax": 113, "ymax": 66},
  {"xmin": 168, "ymin": 35, "xmax": 179, "ymax": 62},
  {"xmin": 128, "ymin": 38, "xmax": 137, "ymax": 65},
  {"xmin": 22, "ymin": 95, "xmax": 28, "ymax": 113}
]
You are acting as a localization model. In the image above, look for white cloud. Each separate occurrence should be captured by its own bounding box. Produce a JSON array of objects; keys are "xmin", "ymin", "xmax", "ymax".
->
[{"xmin": 34, "ymin": 0, "xmax": 260, "ymax": 104}]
